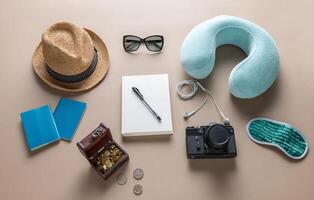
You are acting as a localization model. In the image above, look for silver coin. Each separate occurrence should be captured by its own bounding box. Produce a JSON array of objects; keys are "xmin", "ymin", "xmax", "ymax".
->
[
  {"xmin": 133, "ymin": 168, "xmax": 144, "ymax": 180},
  {"xmin": 133, "ymin": 184, "xmax": 143, "ymax": 195},
  {"xmin": 116, "ymin": 174, "xmax": 127, "ymax": 185}
]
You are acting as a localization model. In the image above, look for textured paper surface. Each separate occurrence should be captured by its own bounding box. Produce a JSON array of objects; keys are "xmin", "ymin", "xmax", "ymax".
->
[
  {"xmin": 3, "ymin": 1, "xmax": 314, "ymax": 199},
  {"xmin": 122, "ymin": 74, "xmax": 173, "ymax": 136}
]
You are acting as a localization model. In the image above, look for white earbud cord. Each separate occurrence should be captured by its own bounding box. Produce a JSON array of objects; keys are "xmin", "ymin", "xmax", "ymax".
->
[{"xmin": 176, "ymin": 80, "xmax": 230, "ymax": 124}]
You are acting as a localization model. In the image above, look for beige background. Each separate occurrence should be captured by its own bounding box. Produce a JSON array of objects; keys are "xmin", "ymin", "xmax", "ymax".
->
[{"xmin": 1, "ymin": 0, "xmax": 314, "ymax": 199}]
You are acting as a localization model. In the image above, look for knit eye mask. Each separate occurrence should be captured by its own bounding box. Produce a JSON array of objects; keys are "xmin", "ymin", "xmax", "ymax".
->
[{"xmin": 246, "ymin": 118, "xmax": 309, "ymax": 159}]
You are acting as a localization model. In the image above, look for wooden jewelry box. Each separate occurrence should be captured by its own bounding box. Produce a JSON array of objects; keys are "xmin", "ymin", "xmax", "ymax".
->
[{"xmin": 77, "ymin": 123, "xmax": 129, "ymax": 180}]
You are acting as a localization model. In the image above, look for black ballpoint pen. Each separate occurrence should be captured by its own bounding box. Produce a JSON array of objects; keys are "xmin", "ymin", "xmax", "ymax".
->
[{"xmin": 132, "ymin": 87, "xmax": 162, "ymax": 122}]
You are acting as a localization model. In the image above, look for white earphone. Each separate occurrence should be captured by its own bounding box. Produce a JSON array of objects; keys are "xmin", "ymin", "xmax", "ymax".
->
[{"xmin": 176, "ymin": 80, "xmax": 230, "ymax": 124}]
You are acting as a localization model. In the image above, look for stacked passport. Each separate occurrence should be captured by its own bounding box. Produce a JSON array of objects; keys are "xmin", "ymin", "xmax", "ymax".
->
[{"xmin": 20, "ymin": 98, "xmax": 86, "ymax": 151}]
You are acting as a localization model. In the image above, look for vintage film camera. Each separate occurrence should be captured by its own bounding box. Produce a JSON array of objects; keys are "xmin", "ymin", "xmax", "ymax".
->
[{"xmin": 186, "ymin": 122, "xmax": 237, "ymax": 159}]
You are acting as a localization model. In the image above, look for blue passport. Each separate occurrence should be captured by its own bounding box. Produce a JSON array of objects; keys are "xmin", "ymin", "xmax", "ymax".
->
[
  {"xmin": 20, "ymin": 105, "xmax": 60, "ymax": 151},
  {"xmin": 53, "ymin": 97, "xmax": 86, "ymax": 141}
]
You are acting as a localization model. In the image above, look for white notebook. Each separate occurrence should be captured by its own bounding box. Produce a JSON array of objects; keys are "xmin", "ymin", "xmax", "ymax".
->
[{"xmin": 121, "ymin": 74, "xmax": 173, "ymax": 136}]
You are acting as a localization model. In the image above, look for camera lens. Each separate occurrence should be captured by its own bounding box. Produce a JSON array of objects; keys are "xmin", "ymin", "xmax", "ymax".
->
[{"xmin": 204, "ymin": 124, "xmax": 230, "ymax": 148}]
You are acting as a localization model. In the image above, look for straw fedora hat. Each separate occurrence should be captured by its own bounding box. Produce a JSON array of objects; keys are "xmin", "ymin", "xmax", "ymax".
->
[{"xmin": 32, "ymin": 22, "xmax": 109, "ymax": 92}]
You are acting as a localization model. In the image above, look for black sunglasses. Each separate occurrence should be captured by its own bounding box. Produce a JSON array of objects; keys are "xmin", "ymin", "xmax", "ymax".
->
[{"xmin": 123, "ymin": 35, "xmax": 164, "ymax": 52}]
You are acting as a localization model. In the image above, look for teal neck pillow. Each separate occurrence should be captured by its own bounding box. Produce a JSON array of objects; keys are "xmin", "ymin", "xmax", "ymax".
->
[{"xmin": 180, "ymin": 15, "xmax": 280, "ymax": 99}]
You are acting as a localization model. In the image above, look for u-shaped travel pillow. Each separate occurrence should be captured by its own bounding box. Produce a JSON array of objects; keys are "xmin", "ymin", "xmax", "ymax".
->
[{"xmin": 180, "ymin": 15, "xmax": 280, "ymax": 99}]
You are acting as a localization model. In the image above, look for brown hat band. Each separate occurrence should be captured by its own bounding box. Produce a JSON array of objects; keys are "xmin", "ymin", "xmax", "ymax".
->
[{"xmin": 44, "ymin": 48, "xmax": 98, "ymax": 83}]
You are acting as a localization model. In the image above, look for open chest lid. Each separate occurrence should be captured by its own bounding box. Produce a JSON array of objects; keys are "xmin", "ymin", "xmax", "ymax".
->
[{"xmin": 77, "ymin": 123, "xmax": 113, "ymax": 160}]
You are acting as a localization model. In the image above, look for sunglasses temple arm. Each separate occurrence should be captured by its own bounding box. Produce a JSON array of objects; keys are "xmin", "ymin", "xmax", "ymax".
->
[
  {"xmin": 148, "ymin": 41, "xmax": 162, "ymax": 49},
  {"xmin": 126, "ymin": 42, "xmax": 139, "ymax": 49}
]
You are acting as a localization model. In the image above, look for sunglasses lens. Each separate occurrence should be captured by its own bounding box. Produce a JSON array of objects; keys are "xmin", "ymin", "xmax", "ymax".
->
[
  {"xmin": 124, "ymin": 36, "xmax": 141, "ymax": 52},
  {"xmin": 145, "ymin": 36, "xmax": 163, "ymax": 52}
]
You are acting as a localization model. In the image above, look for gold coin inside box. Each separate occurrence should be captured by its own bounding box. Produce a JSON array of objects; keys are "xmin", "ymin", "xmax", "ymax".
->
[{"xmin": 96, "ymin": 144, "xmax": 123, "ymax": 173}]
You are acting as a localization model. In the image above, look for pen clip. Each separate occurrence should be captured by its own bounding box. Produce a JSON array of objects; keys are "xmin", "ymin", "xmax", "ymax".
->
[{"xmin": 132, "ymin": 87, "xmax": 144, "ymax": 100}]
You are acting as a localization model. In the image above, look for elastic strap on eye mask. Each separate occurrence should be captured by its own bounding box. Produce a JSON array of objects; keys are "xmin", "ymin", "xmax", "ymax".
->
[{"xmin": 176, "ymin": 80, "xmax": 229, "ymax": 124}]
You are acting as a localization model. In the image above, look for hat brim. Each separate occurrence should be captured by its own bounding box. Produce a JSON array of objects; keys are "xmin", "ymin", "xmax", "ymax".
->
[{"xmin": 32, "ymin": 28, "xmax": 109, "ymax": 93}]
